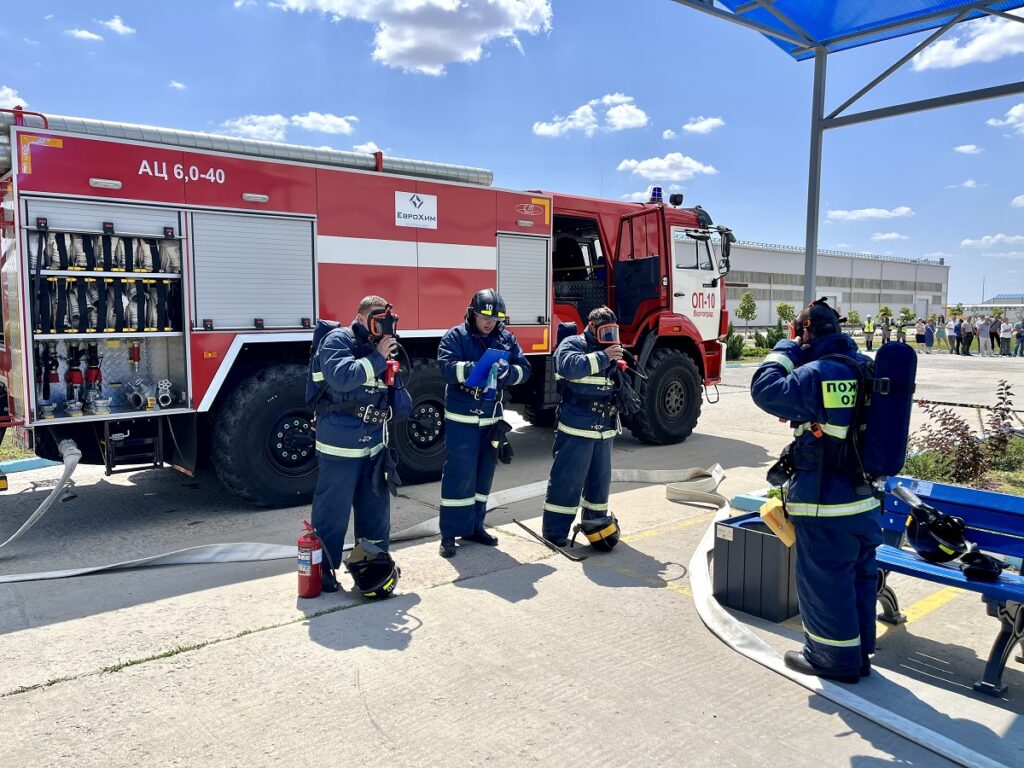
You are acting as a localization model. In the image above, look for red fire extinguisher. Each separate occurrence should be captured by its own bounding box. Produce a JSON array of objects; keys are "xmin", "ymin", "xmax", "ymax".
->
[
  {"xmin": 385, "ymin": 358, "xmax": 400, "ymax": 387},
  {"xmin": 297, "ymin": 520, "xmax": 323, "ymax": 599}
]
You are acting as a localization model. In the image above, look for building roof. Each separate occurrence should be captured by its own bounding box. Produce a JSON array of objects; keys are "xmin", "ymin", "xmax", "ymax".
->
[
  {"xmin": 736, "ymin": 241, "xmax": 947, "ymax": 266},
  {"xmin": 985, "ymin": 293, "xmax": 1024, "ymax": 303}
]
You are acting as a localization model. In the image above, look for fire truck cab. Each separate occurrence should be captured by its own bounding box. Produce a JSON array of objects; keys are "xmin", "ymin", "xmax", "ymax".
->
[{"xmin": 0, "ymin": 108, "xmax": 732, "ymax": 507}]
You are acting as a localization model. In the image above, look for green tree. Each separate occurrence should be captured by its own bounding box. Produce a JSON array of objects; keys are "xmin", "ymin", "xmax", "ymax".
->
[
  {"xmin": 775, "ymin": 302, "xmax": 795, "ymax": 324},
  {"xmin": 878, "ymin": 305, "xmax": 892, "ymax": 320},
  {"xmin": 899, "ymin": 306, "xmax": 914, "ymax": 322},
  {"xmin": 846, "ymin": 309, "xmax": 861, "ymax": 325},
  {"xmin": 948, "ymin": 303, "xmax": 964, "ymax": 317},
  {"xmin": 737, "ymin": 290, "xmax": 758, "ymax": 334}
]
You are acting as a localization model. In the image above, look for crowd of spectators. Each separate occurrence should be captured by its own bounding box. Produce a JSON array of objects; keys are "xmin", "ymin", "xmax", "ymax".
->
[{"xmin": 860, "ymin": 314, "xmax": 1024, "ymax": 357}]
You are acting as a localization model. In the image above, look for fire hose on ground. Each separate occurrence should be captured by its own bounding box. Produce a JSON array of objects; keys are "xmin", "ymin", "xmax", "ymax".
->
[{"xmin": 0, "ymin": 461, "xmax": 1007, "ymax": 768}]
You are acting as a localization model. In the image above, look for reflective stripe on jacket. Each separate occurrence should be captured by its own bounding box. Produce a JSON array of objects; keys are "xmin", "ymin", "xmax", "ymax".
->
[
  {"xmin": 307, "ymin": 323, "xmax": 387, "ymax": 454},
  {"xmin": 751, "ymin": 334, "xmax": 879, "ymax": 518},
  {"xmin": 438, "ymin": 321, "xmax": 531, "ymax": 421},
  {"xmin": 555, "ymin": 332, "xmax": 617, "ymax": 435}
]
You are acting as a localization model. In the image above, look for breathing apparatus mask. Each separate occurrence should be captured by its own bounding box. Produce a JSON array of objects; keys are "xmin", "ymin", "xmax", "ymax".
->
[
  {"xmin": 593, "ymin": 322, "xmax": 620, "ymax": 345},
  {"xmin": 791, "ymin": 297, "xmax": 844, "ymax": 340},
  {"xmin": 367, "ymin": 304, "xmax": 400, "ymax": 340}
]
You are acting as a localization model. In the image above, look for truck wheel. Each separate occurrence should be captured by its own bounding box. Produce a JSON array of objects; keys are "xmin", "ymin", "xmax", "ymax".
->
[
  {"xmin": 523, "ymin": 404, "xmax": 558, "ymax": 428},
  {"xmin": 630, "ymin": 348, "xmax": 702, "ymax": 445},
  {"xmin": 393, "ymin": 358, "xmax": 446, "ymax": 484},
  {"xmin": 212, "ymin": 363, "xmax": 317, "ymax": 507}
]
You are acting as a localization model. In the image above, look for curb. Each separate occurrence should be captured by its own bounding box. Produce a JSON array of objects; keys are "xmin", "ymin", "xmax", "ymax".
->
[{"xmin": 0, "ymin": 457, "xmax": 60, "ymax": 474}]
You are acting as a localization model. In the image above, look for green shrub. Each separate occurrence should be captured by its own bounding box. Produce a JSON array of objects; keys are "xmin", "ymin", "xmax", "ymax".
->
[
  {"xmin": 754, "ymin": 331, "xmax": 768, "ymax": 349},
  {"xmin": 902, "ymin": 451, "xmax": 952, "ymax": 483},
  {"xmin": 724, "ymin": 322, "xmax": 746, "ymax": 361},
  {"xmin": 766, "ymin": 319, "xmax": 786, "ymax": 347},
  {"xmin": 742, "ymin": 347, "xmax": 770, "ymax": 358}
]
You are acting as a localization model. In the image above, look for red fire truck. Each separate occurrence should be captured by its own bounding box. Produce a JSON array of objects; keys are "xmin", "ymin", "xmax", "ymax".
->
[{"xmin": 0, "ymin": 107, "xmax": 733, "ymax": 507}]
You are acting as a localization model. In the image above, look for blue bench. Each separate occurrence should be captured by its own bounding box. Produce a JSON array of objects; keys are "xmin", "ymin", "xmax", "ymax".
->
[{"xmin": 877, "ymin": 477, "xmax": 1024, "ymax": 696}]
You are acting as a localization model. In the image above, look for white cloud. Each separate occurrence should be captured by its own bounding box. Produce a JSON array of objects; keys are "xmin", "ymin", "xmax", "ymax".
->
[
  {"xmin": 168, "ymin": 80, "xmax": 187, "ymax": 90},
  {"xmin": 946, "ymin": 178, "xmax": 982, "ymax": 189},
  {"xmin": 66, "ymin": 29, "xmax": 103, "ymax": 41},
  {"xmin": 44, "ymin": 14, "xmax": 54, "ymax": 21},
  {"xmin": 1013, "ymin": 195, "xmax": 1024, "ymax": 208},
  {"xmin": 354, "ymin": 141, "xmax": 381, "ymax": 153},
  {"xmin": 533, "ymin": 93, "xmax": 648, "ymax": 137},
  {"xmin": 962, "ymin": 234, "xmax": 1024, "ymax": 248},
  {"xmin": 221, "ymin": 114, "xmax": 290, "ymax": 142},
  {"xmin": 616, "ymin": 152, "xmax": 717, "ymax": 182},
  {"xmin": 682, "ymin": 116, "xmax": 725, "ymax": 134},
  {"xmin": 97, "ymin": 15, "xmax": 135, "ymax": 35},
  {"xmin": 982, "ymin": 251, "xmax": 1024, "ymax": 259},
  {"xmin": 0, "ymin": 85, "xmax": 27, "ymax": 109},
  {"xmin": 912, "ymin": 11, "xmax": 1024, "ymax": 70},
  {"xmin": 827, "ymin": 206, "xmax": 913, "ymax": 222},
  {"xmin": 662, "ymin": 129, "xmax": 677, "ymax": 140},
  {"xmin": 668, "ymin": 184, "xmax": 683, "ymax": 191},
  {"xmin": 273, "ymin": 0, "xmax": 552, "ymax": 76},
  {"xmin": 23, "ymin": 38, "xmax": 39, "ymax": 45},
  {"xmin": 234, "ymin": 0, "xmax": 257, "ymax": 6},
  {"xmin": 871, "ymin": 232, "xmax": 908, "ymax": 241},
  {"xmin": 954, "ymin": 144, "xmax": 982, "ymax": 154},
  {"xmin": 221, "ymin": 111, "xmax": 361, "ymax": 142},
  {"xmin": 290, "ymin": 111, "xmax": 358, "ymax": 135},
  {"xmin": 605, "ymin": 102, "xmax": 649, "ymax": 131},
  {"xmin": 924, "ymin": 251, "xmax": 955, "ymax": 259},
  {"xmin": 833, "ymin": 243, "xmax": 851, "ymax": 249},
  {"xmin": 987, "ymin": 103, "xmax": 1024, "ymax": 136},
  {"xmin": 533, "ymin": 104, "xmax": 598, "ymax": 137},
  {"xmin": 620, "ymin": 191, "xmax": 652, "ymax": 202}
]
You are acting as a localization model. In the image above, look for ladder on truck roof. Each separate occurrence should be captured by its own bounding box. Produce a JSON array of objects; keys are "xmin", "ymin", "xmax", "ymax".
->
[{"xmin": 0, "ymin": 106, "xmax": 493, "ymax": 186}]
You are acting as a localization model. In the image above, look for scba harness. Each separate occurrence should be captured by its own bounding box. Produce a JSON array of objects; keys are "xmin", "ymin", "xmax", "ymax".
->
[{"xmin": 767, "ymin": 340, "xmax": 917, "ymax": 497}]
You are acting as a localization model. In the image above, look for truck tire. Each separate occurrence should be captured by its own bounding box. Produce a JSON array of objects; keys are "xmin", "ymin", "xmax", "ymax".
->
[
  {"xmin": 393, "ymin": 358, "xmax": 446, "ymax": 484},
  {"xmin": 212, "ymin": 363, "xmax": 317, "ymax": 507},
  {"xmin": 523, "ymin": 404, "xmax": 557, "ymax": 428},
  {"xmin": 630, "ymin": 348, "xmax": 702, "ymax": 445}
]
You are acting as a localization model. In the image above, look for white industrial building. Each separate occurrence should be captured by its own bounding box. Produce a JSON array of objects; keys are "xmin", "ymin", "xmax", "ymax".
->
[{"xmin": 726, "ymin": 242, "xmax": 950, "ymax": 325}]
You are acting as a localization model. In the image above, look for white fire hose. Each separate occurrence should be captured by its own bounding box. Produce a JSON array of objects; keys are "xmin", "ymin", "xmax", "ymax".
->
[
  {"xmin": 0, "ymin": 439, "xmax": 81, "ymax": 552},
  {"xmin": 0, "ymin": 459, "xmax": 1004, "ymax": 767}
]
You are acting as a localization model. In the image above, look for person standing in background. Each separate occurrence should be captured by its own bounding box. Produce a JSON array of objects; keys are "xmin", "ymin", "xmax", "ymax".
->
[
  {"xmin": 1000, "ymin": 318, "xmax": 1013, "ymax": 356},
  {"xmin": 961, "ymin": 316, "xmax": 975, "ymax": 356},
  {"xmin": 924, "ymin": 319, "xmax": 934, "ymax": 354},
  {"xmin": 978, "ymin": 317, "xmax": 992, "ymax": 357},
  {"xmin": 862, "ymin": 314, "xmax": 875, "ymax": 352}
]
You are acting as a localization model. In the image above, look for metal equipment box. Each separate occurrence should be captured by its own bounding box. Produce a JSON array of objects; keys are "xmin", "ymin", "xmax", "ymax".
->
[{"xmin": 712, "ymin": 512, "xmax": 799, "ymax": 622}]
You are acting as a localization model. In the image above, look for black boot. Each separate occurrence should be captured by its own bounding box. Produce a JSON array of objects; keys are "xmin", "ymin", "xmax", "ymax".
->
[
  {"xmin": 439, "ymin": 537, "xmax": 457, "ymax": 558},
  {"xmin": 543, "ymin": 533, "xmax": 569, "ymax": 548},
  {"xmin": 783, "ymin": 651, "xmax": 859, "ymax": 684},
  {"xmin": 860, "ymin": 657, "xmax": 872, "ymax": 677},
  {"xmin": 321, "ymin": 568, "xmax": 340, "ymax": 593},
  {"xmin": 462, "ymin": 528, "xmax": 498, "ymax": 546}
]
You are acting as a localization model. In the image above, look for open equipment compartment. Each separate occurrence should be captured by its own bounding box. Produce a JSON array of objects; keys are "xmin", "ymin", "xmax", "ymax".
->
[{"xmin": 22, "ymin": 197, "xmax": 189, "ymax": 424}]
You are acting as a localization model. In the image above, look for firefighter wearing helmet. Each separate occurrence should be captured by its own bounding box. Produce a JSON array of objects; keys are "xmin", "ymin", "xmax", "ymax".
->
[
  {"xmin": 751, "ymin": 298, "xmax": 882, "ymax": 684},
  {"xmin": 541, "ymin": 307, "xmax": 624, "ymax": 551},
  {"xmin": 306, "ymin": 295, "xmax": 400, "ymax": 596},
  {"xmin": 436, "ymin": 289, "xmax": 531, "ymax": 558}
]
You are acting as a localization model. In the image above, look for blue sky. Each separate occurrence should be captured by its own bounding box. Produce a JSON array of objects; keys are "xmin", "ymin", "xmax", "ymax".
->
[{"xmin": 1, "ymin": 1, "xmax": 1023, "ymax": 304}]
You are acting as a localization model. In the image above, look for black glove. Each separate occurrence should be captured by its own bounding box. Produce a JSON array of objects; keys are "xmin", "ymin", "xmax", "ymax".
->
[
  {"xmin": 612, "ymin": 369, "xmax": 641, "ymax": 416},
  {"xmin": 488, "ymin": 419, "xmax": 515, "ymax": 465}
]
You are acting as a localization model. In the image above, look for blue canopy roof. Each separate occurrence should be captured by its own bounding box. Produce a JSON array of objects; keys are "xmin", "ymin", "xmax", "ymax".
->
[{"xmin": 712, "ymin": 1, "xmax": 1024, "ymax": 60}]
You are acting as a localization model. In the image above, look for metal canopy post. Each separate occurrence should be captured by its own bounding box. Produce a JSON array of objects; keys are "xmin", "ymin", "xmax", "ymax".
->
[
  {"xmin": 804, "ymin": 47, "xmax": 827, "ymax": 307},
  {"xmin": 668, "ymin": 0, "xmax": 1024, "ymax": 311}
]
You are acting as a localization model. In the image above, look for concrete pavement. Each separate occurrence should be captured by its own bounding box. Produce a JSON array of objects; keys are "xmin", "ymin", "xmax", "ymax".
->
[{"xmin": 2, "ymin": 352, "xmax": 1023, "ymax": 766}]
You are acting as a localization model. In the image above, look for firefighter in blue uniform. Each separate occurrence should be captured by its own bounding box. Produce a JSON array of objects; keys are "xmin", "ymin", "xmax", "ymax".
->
[
  {"xmin": 751, "ymin": 298, "xmax": 882, "ymax": 683},
  {"xmin": 542, "ymin": 307, "xmax": 624, "ymax": 546},
  {"xmin": 437, "ymin": 289, "xmax": 531, "ymax": 558},
  {"xmin": 308, "ymin": 295, "xmax": 397, "ymax": 592}
]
